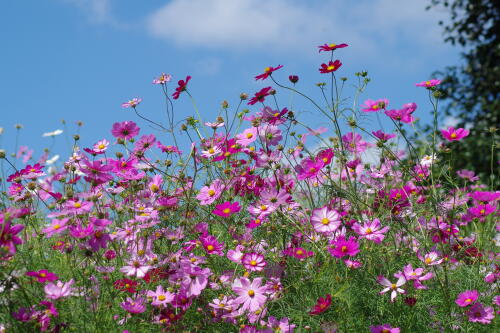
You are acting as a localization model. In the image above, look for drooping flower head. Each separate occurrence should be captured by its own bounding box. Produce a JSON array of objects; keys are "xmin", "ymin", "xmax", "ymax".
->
[{"xmin": 172, "ymin": 75, "xmax": 191, "ymax": 100}]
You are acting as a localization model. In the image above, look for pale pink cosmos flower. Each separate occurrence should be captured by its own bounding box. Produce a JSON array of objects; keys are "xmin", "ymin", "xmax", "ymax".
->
[
  {"xmin": 378, "ymin": 275, "xmax": 406, "ymax": 302},
  {"xmin": 420, "ymin": 250, "xmax": 444, "ymax": 266},
  {"xmin": 361, "ymin": 98, "xmax": 389, "ymax": 112},
  {"xmin": 147, "ymin": 285, "xmax": 174, "ymax": 307},
  {"xmin": 236, "ymin": 127, "xmax": 258, "ymax": 146},
  {"xmin": 242, "ymin": 252, "xmax": 266, "ymax": 272},
  {"xmin": 121, "ymin": 98, "xmax": 142, "ymax": 108},
  {"xmin": 196, "ymin": 179, "xmax": 223, "ymax": 205},
  {"xmin": 92, "ymin": 139, "xmax": 109, "ymax": 153},
  {"xmin": 42, "ymin": 218, "xmax": 69, "ymax": 238},
  {"xmin": 120, "ymin": 257, "xmax": 152, "ymax": 279},
  {"xmin": 152, "ymin": 73, "xmax": 172, "ymax": 85},
  {"xmin": 310, "ymin": 206, "xmax": 341, "ymax": 233},
  {"xmin": 120, "ymin": 296, "xmax": 146, "ymax": 314},
  {"xmin": 232, "ymin": 277, "xmax": 268, "ymax": 312},
  {"xmin": 370, "ymin": 324, "xmax": 400, "ymax": 333},
  {"xmin": 352, "ymin": 218, "xmax": 389, "ymax": 244},
  {"xmin": 44, "ymin": 279, "xmax": 74, "ymax": 300}
]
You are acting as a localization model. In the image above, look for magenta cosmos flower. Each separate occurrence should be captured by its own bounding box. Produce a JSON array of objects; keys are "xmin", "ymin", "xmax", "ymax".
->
[
  {"xmin": 416, "ymin": 79, "xmax": 441, "ymax": 88},
  {"xmin": 121, "ymin": 296, "xmax": 146, "ymax": 314},
  {"xmin": 319, "ymin": 60, "xmax": 342, "ymax": 74},
  {"xmin": 242, "ymin": 252, "xmax": 266, "ymax": 272},
  {"xmin": 441, "ymin": 126, "xmax": 470, "ymax": 141},
  {"xmin": 318, "ymin": 42, "xmax": 348, "ymax": 52},
  {"xmin": 370, "ymin": 324, "xmax": 400, "ymax": 333},
  {"xmin": 196, "ymin": 179, "xmax": 223, "ymax": 205},
  {"xmin": 26, "ymin": 270, "xmax": 59, "ymax": 283},
  {"xmin": 248, "ymin": 86, "xmax": 272, "ymax": 105},
  {"xmin": 310, "ymin": 206, "xmax": 341, "ymax": 233},
  {"xmin": 255, "ymin": 65, "xmax": 283, "ymax": 80},
  {"xmin": 342, "ymin": 132, "xmax": 368, "ymax": 154},
  {"xmin": 0, "ymin": 221, "xmax": 24, "ymax": 256},
  {"xmin": 212, "ymin": 201, "xmax": 241, "ymax": 217},
  {"xmin": 329, "ymin": 236, "xmax": 360, "ymax": 258},
  {"xmin": 466, "ymin": 302, "xmax": 494, "ymax": 324},
  {"xmin": 121, "ymin": 97, "xmax": 142, "ymax": 108},
  {"xmin": 377, "ymin": 275, "xmax": 406, "ymax": 302},
  {"xmin": 111, "ymin": 121, "xmax": 140, "ymax": 140},
  {"xmin": 455, "ymin": 289, "xmax": 479, "ymax": 307},
  {"xmin": 232, "ymin": 277, "xmax": 268, "ymax": 312},
  {"xmin": 309, "ymin": 294, "xmax": 332, "ymax": 315},
  {"xmin": 172, "ymin": 75, "xmax": 191, "ymax": 100}
]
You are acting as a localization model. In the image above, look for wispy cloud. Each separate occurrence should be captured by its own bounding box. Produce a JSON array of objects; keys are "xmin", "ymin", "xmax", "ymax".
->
[
  {"xmin": 63, "ymin": 0, "xmax": 111, "ymax": 22},
  {"xmin": 146, "ymin": 0, "xmax": 450, "ymax": 58}
]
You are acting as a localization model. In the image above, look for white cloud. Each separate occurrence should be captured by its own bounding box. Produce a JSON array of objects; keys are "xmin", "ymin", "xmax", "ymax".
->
[{"xmin": 146, "ymin": 0, "xmax": 450, "ymax": 57}]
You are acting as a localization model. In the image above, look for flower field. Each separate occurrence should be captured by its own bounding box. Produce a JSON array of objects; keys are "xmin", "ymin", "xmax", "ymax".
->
[{"xmin": 0, "ymin": 43, "xmax": 498, "ymax": 332}]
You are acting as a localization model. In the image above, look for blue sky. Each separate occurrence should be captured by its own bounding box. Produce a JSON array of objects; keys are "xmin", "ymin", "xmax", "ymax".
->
[{"xmin": 1, "ymin": 0, "xmax": 461, "ymax": 166}]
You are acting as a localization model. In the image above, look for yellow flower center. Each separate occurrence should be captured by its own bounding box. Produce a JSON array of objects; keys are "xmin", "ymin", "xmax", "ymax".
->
[
  {"xmin": 208, "ymin": 148, "xmax": 215, "ymax": 154},
  {"xmin": 73, "ymin": 202, "xmax": 81, "ymax": 208},
  {"xmin": 425, "ymin": 257, "xmax": 432, "ymax": 264},
  {"xmin": 40, "ymin": 273, "xmax": 46, "ymax": 277},
  {"xmin": 296, "ymin": 249, "xmax": 304, "ymax": 255},
  {"xmin": 480, "ymin": 209, "xmax": 485, "ymax": 215},
  {"xmin": 327, "ymin": 65, "xmax": 335, "ymax": 71},
  {"xmin": 206, "ymin": 245, "xmax": 214, "ymax": 251},
  {"xmin": 250, "ymin": 260, "xmax": 257, "ymax": 266},
  {"xmin": 391, "ymin": 283, "xmax": 397, "ymax": 290},
  {"xmin": 329, "ymin": 43, "xmax": 336, "ymax": 48},
  {"xmin": 465, "ymin": 298, "xmax": 472, "ymax": 303},
  {"xmin": 321, "ymin": 218, "xmax": 329, "ymax": 225},
  {"xmin": 208, "ymin": 189, "xmax": 216, "ymax": 196},
  {"xmin": 264, "ymin": 67, "xmax": 271, "ymax": 72},
  {"xmin": 158, "ymin": 295, "xmax": 166, "ymax": 301},
  {"xmin": 222, "ymin": 208, "xmax": 231, "ymax": 214},
  {"xmin": 425, "ymin": 81, "xmax": 431, "ymax": 85},
  {"xmin": 365, "ymin": 227, "xmax": 372, "ymax": 234},
  {"xmin": 53, "ymin": 224, "xmax": 61, "ymax": 230},
  {"xmin": 341, "ymin": 246, "xmax": 348, "ymax": 252},
  {"xmin": 248, "ymin": 290, "xmax": 255, "ymax": 297},
  {"xmin": 450, "ymin": 133, "xmax": 457, "ymax": 139},
  {"xmin": 260, "ymin": 205, "xmax": 268, "ymax": 211},
  {"xmin": 246, "ymin": 132, "xmax": 254, "ymax": 139},
  {"xmin": 98, "ymin": 144, "xmax": 105, "ymax": 149}
]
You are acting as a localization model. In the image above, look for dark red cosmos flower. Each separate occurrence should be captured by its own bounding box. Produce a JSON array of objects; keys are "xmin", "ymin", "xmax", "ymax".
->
[
  {"xmin": 172, "ymin": 75, "xmax": 191, "ymax": 100},
  {"xmin": 319, "ymin": 60, "xmax": 342, "ymax": 74},
  {"xmin": 309, "ymin": 294, "xmax": 332, "ymax": 315},
  {"xmin": 113, "ymin": 279, "xmax": 138, "ymax": 293},
  {"xmin": 248, "ymin": 86, "xmax": 272, "ymax": 105},
  {"xmin": 318, "ymin": 43, "xmax": 348, "ymax": 52},
  {"xmin": 255, "ymin": 65, "xmax": 283, "ymax": 80}
]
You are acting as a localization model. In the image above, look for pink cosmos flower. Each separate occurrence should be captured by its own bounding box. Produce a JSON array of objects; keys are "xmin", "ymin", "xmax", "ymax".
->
[
  {"xmin": 283, "ymin": 247, "xmax": 314, "ymax": 260},
  {"xmin": 152, "ymin": 72, "xmax": 172, "ymax": 85},
  {"xmin": 258, "ymin": 124, "xmax": 282, "ymax": 146},
  {"xmin": 400, "ymin": 264, "xmax": 433, "ymax": 289},
  {"xmin": 232, "ymin": 277, "xmax": 268, "ymax": 312},
  {"xmin": 44, "ymin": 279, "xmax": 74, "ymax": 299},
  {"xmin": 26, "ymin": 269, "xmax": 59, "ymax": 283},
  {"xmin": 466, "ymin": 302, "xmax": 495, "ymax": 324},
  {"xmin": 352, "ymin": 219, "xmax": 389, "ymax": 244},
  {"xmin": 295, "ymin": 157, "xmax": 324, "ymax": 180},
  {"xmin": 329, "ymin": 236, "xmax": 360, "ymax": 258},
  {"xmin": 262, "ymin": 316, "xmax": 296, "ymax": 333},
  {"xmin": 310, "ymin": 206, "xmax": 341, "ymax": 233},
  {"xmin": 121, "ymin": 98, "xmax": 142, "ymax": 108},
  {"xmin": 111, "ymin": 121, "xmax": 140, "ymax": 140},
  {"xmin": 420, "ymin": 250, "xmax": 444, "ymax": 266},
  {"xmin": 196, "ymin": 179, "xmax": 223, "ymax": 205},
  {"xmin": 441, "ymin": 127, "xmax": 470, "ymax": 141},
  {"xmin": 309, "ymin": 294, "xmax": 332, "ymax": 315},
  {"xmin": 212, "ymin": 201, "xmax": 241, "ymax": 217},
  {"xmin": 370, "ymin": 324, "xmax": 400, "ymax": 333},
  {"xmin": 416, "ymin": 79, "xmax": 441, "ymax": 88},
  {"xmin": 384, "ymin": 108, "xmax": 415, "ymax": 124},
  {"xmin": 255, "ymin": 65, "xmax": 283, "ymax": 80},
  {"xmin": 236, "ymin": 127, "xmax": 258, "ymax": 146},
  {"xmin": 378, "ymin": 275, "xmax": 406, "ymax": 302},
  {"xmin": 342, "ymin": 132, "xmax": 368, "ymax": 154},
  {"xmin": 242, "ymin": 253, "xmax": 266, "ymax": 272},
  {"xmin": 361, "ymin": 99, "xmax": 389, "ymax": 112},
  {"xmin": 120, "ymin": 258, "xmax": 152, "ymax": 279},
  {"xmin": 372, "ymin": 130, "xmax": 396, "ymax": 142},
  {"xmin": 0, "ymin": 221, "xmax": 24, "ymax": 256},
  {"xmin": 92, "ymin": 139, "xmax": 109, "ymax": 154},
  {"xmin": 318, "ymin": 43, "xmax": 348, "ymax": 52},
  {"xmin": 455, "ymin": 290, "xmax": 479, "ymax": 307},
  {"xmin": 469, "ymin": 204, "xmax": 496, "ymax": 218},
  {"xmin": 147, "ymin": 285, "xmax": 174, "ymax": 307},
  {"xmin": 121, "ymin": 296, "xmax": 146, "ymax": 314}
]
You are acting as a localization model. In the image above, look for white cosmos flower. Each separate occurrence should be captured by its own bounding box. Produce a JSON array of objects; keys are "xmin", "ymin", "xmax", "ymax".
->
[{"xmin": 42, "ymin": 129, "xmax": 63, "ymax": 137}]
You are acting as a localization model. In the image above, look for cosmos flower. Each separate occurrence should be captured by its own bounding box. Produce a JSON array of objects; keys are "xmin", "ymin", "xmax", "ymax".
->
[
  {"xmin": 255, "ymin": 65, "xmax": 283, "ymax": 80},
  {"xmin": 415, "ymin": 79, "xmax": 441, "ymax": 88},
  {"xmin": 309, "ymin": 294, "xmax": 332, "ymax": 315},
  {"xmin": 455, "ymin": 290, "xmax": 479, "ymax": 307},
  {"xmin": 121, "ymin": 98, "xmax": 142, "ymax": 108},
  {"xmin": 441, "ymin": 126, "xmax": 470, "ymax": 141},
  {"xmin": 232, "ymin": 277, "xmax": 268, "ymax": 312},
  {"xmin": 172, "ymin": 75, "xmax": 191, "ymax": 100},
  {"xmin": 318, "ymin": 42, "xmax": 348, "ymax": 52},
  {"xmin": 319, "ymin": 60, "xmax": 342, "ymax": 73}
]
